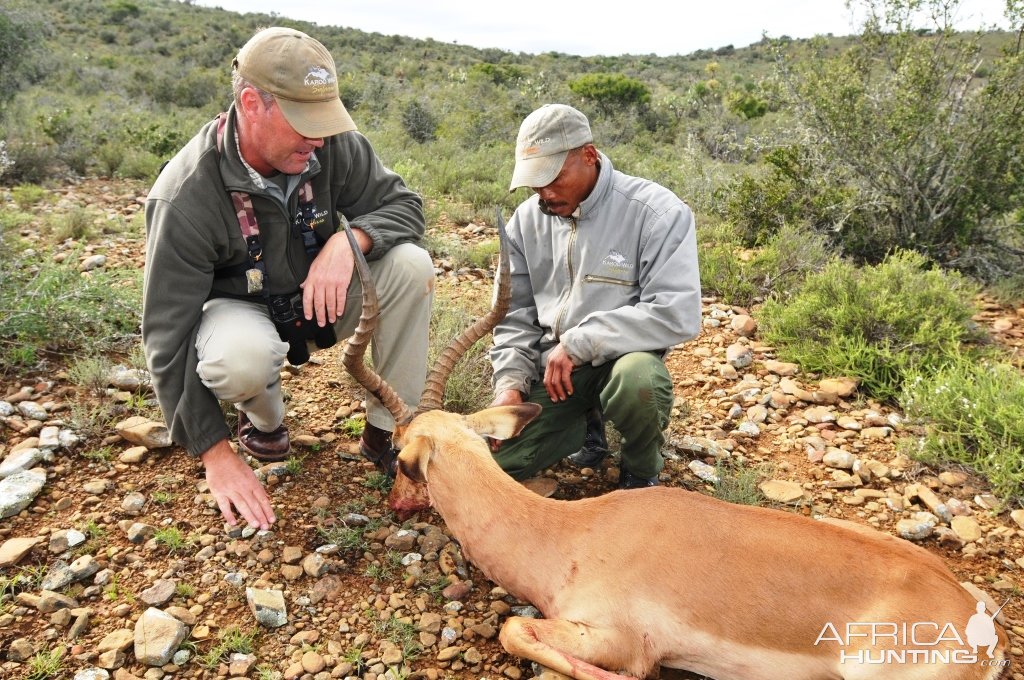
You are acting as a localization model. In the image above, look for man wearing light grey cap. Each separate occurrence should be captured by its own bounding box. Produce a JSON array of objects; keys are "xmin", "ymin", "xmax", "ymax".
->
[
  {"xmin": 489, "ymin": 104, "xmax": 701, "ymax": 489},
  {"xmin": 143, "ymin": 27, "xmax": 432, "ymax": 529}
]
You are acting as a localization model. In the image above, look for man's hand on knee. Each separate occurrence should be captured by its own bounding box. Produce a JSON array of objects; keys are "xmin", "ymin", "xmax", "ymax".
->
[
  {"xmin": 543, "ymin": 343, "xmax": 577, "ymax": 402},
  {"xmin": 201, "ymin": 439, "xmax": 276, "ymax": 530}
]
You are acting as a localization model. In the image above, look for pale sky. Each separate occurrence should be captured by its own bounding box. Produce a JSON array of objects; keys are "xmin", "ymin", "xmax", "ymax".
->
[{"xmin": 191, "ymin": 0, "xmax": 1012, "ymax": 57}]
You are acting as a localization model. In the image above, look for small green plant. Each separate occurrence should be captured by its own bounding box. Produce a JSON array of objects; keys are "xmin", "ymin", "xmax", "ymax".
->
[
  {"xmin": 465, "ymin": 238, "xmax": 499, "ymax": 269},
  {"xmin": 373, "ymin": 615, "xmax": 421, "ymax": 659},
  {"xmin": 428, "ymin": 290, "xmax": 493, "ymax": 414},
  {"xmin": 80, "ymin": 446, "xmax": 114, "ymax": 464},
  {"xmin": 54, "ymin": 206, "xmax": 94, "ymax": 241},
  {"xmin": 902, "ymin": 358, "xmax": 1024, "ymax": 502},
  {"xmin": 712, "ymin": 460, "xmax": 770, "ymax": 506},
  {"xmin": 25, "ymin": 647, "xmax": 65, "ymax": 680},
  {"xmin": 255, "ymin": 664, "xmax": 279, "ymax": 680},
  {"xmin": 80, "ymin": 518, "xmax": 105, "ymax": 539},
  {"xmin": 366, "ymin": 550, "xmax": 406, "ymax": 581},
  {"xmin": 11, "ymin": 183, "xmax": 48, "ymax": 209},
  {"xmin": 284, "ymin": 454, "xmax": 306, "ymax": 476},
  {"xmin": 103, "ymin": 574, "xmax": 135, "ymax": 603},
  {"xmin": 175, "ymin": 582, "xmax": 196, "ymax": 598},
  {"xmin": 151, "ymin": 491, "xmax": 174, "ymax": 505},
  {"xmin": 153, "ymin": 527, "xmax": 192, "ymax": 553},
  {"xmin": 338, "ymin": 417, "xmax": 366, "ymax": 438},
  {"xmin": 197, "ymin": 626, "xmax": 259, "ymax": 669},
  {"xmin": 318, "ymin": 525, "xmax": 368, "ymax": 552},
  {"xmin": 67, "ymin": 355, "xmax": 114, "ymax": 395},
  {"xmin": 363, "ymin": 470, "xmax": 392, "ymax": 492}
]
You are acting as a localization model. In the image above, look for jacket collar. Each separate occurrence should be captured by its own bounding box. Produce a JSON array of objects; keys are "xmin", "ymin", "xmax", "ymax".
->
[{"xmin": 574, "ymin": 151, "xmax": 613, "ymax": 221}]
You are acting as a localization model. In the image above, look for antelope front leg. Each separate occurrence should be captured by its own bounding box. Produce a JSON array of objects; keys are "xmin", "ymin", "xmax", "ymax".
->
[{"xmin": 499, "ymin": 616, "xmax": 645, "ymax": 680}]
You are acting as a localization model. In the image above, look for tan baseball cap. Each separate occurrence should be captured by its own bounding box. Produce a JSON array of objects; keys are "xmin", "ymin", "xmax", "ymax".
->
[
  {"xmin": 509, "ymin": 104, "xmax": 593, "ymax": 191},
  {"xmin": 234, "ymin": 27, "xmax": 357, "ymax": 139}
]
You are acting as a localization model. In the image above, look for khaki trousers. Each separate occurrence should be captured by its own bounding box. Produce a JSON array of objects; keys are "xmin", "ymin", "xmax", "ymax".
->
[{"xmin": 195, "ymin": 243, "xmax": 433, "ymax": 433}]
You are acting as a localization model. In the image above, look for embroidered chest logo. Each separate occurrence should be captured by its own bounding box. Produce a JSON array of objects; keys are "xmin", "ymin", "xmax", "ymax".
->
[{"xmin": 601, "ymin": 250, "xmax": 632, "ymax": 272}]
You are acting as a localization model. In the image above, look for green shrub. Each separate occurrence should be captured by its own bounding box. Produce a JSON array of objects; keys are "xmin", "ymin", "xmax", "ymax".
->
[
  {"xmin": 401, "ymin": 100, "xmax": 437, "ymax": 144},
  {"xmin": 10, "ymin": 183, "xmax": 46, "ymax": 208},
  {"xmin": 902, "ymin": 358, "xmax": 1024, "ymax": 502},
  {"xmin": 5, "ymin": 140, "xmax": 55, "ymax": 184},
  {"xmin": 778, "ymin": 3, "xmax": 1024, "ymax": 270},
  {"xmin": 698, "ymin": 220, "xmax": 831, "ymax": 307},
  {"xmin": 569, "ymin": 73, "xmax": 651, "ymax": 114},
  {"xmin": 758, "ymin": 250, "xmax": 982, "ymax": 401},
  {"xmin": 0, "ymin": 255, "xmax": 142, "ymax": 370}
]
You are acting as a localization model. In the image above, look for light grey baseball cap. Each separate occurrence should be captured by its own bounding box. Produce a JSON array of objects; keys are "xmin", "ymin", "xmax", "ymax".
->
[{"xmin": 509, "ymin": 104, "xmax": 593, "ymax": 191}]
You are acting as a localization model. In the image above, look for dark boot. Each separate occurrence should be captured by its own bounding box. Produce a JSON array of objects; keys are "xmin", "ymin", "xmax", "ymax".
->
[
  {"xmin": 618, "ymin": 469, "xmax": 660, "ymax": 489},
  {"xmin": 360, "ymin": 423, "xmax": 398, "ymax": 478},
  {"xmin": 566, "ymin": 407, "xmax": 608, "ymax": 468}
]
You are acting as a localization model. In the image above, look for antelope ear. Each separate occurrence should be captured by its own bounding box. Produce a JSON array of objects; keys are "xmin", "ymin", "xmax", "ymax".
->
[
  {"xmin": 465, "ymin": 403, "xmax": 542, "ymax": 440},
  {"xmin": 396, "ymin": 435, "xmax": 432, "ymax": 483}
]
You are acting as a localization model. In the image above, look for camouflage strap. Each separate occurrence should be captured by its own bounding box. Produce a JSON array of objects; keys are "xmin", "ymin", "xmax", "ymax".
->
[{"xmin": 214, "ymin": 112, "xmax": 318, "ymax": 294}]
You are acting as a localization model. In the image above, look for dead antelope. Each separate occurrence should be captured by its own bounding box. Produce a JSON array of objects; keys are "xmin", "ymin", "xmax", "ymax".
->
[{"xmin": 338, "ymin": 223, "xmax": 1010, "ymax": 680}]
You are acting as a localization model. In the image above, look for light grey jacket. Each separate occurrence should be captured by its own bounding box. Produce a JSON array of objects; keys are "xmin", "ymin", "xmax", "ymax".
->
[{"xmin": 490, "ymin": 152, "xmax": 701, "ymax": 396}]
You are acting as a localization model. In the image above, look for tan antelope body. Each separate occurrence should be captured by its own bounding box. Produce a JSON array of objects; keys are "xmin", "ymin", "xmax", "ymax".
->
[
  {"xmin": 337, "ymin": 219, "xmax": 1008, "ymax": 680},
  {"xmin": 386, "ymin": 406, "xmax": 1009, "ymax": 680}
]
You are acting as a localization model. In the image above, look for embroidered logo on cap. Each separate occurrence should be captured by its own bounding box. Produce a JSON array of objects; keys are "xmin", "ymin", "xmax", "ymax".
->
[{"xmin": 304, "ymin": 65, "xmax": 336, "ymax": 97}]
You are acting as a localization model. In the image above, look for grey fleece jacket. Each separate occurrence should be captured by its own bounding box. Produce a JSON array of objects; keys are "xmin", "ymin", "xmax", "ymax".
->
[
  {"xmin": 490, "ymin": 152, "xmax": 701, "ymax": 396},
  {"xmin": 143, "ymin": 106, "xmax": 424, "ymax": 456}
]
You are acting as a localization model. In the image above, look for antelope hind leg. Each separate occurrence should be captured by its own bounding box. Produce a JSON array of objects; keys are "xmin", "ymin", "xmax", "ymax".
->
[{"xmin": 499, "ymin": 616, "xmax": 645, "ymax": 680}]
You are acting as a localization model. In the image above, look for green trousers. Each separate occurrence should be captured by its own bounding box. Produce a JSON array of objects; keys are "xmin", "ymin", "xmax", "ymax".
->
[{"xmin": 493, "ymin": 351, "xmax": 674, "ymax": 480}]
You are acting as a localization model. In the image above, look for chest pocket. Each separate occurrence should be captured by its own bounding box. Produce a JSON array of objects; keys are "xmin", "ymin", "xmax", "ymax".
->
[{"xmin": 583, "ymin": 274, "xmax": 638, "ymax": 286}]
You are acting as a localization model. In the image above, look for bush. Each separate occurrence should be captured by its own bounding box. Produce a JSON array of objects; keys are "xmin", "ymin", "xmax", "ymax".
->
[
  {"xmin": 569, "ymin": 73, "xmax": 651, "ymax": 114},
  {"xmin": 698, "ymin": 220, "xmax": 832, "ymax": 307},
  {"xmin": 0, "ymin": 254, "xmax": 142, "ymax": 370},
  {"xmin": 902, "ymin": 358, "xmax": 1024, "ymax": 502},
  {"xmin": 719, "ymin": 145, "xmax": 864, "ymax": 249},
  {"xmin": 777, "ymin": 1, "xmax": 1024, "ymax": 269},
  {"xmin": 758, "ymin": 250, "xmax": 983, "ymax": 401},
  {"xmin": 400, "ymin": 100, "xmax": 437, "ymax": 144}
]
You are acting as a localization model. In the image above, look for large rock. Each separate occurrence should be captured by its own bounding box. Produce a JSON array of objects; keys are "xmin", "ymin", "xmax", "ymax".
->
[
  {"xmin": 134, "ymin": 607, "xmax": 188, "ymax": 666},
  {"xmin": 759, "ymin": 480, "xmax": 805, "ymax": 504},
  {"xmin": 0, "ymin": 468, "xmax": 47, "ymax": 518},
  {"xmin": 0, "ymin": 536, "xmax": 41, "ymax": 567},
  {"xmin": 0, "ymin": 447, "xmax": 43, "ymax": 478},
  {"xmin": 114, "ymin": 417, "xmax": 172, "ymax": 449},
  {"xmin": 246, "ymin": 587, "xmax": 287, "ymax": 628}
]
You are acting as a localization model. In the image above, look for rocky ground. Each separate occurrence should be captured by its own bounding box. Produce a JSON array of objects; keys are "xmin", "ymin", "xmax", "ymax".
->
[{"xmin": 2, "ymin": 179, "xmax": 1024, "ymax": 680}]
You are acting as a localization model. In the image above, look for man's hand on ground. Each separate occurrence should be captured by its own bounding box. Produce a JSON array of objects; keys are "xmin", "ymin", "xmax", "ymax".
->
[{"xmin": 201, "ymin": 439, "xmax": 276, "ymax": 530}]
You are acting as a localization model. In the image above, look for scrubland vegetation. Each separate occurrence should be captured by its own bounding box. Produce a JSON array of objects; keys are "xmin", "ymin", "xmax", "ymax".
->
[{"xmin": 1, "ymin": 0, "xmax": 1022, "ymax": 498}]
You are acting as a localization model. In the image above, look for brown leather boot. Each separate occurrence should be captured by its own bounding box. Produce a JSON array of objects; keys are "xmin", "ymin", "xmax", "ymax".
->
[{"xmin": 237, "ymin": 411, "xmax": 291, "ymax": 462}]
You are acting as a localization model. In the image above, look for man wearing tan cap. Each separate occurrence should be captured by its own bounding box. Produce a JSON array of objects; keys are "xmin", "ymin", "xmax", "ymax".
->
[
  {"xmin": 143, "ymin": 27, "xmax": 431, "ymax": 529},
  {"xmin": 489, "ymin": 104, "xmax": 701, "ymax": 489}
]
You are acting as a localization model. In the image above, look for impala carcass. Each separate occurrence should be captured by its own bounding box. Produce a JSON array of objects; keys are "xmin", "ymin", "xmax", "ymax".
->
[{"xmin": 337, "ymin": 223, "xmax": 1010, "ymax": 680}]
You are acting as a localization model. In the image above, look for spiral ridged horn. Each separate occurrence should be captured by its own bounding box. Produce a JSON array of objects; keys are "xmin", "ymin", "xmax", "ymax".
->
[{"xmin": 341, "ymin": 208, "xmax": 511, "ymax": 424}]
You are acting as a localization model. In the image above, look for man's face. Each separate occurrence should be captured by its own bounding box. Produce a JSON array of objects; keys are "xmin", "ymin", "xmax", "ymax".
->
[
  {"xmin": 533, "ymin": 145, "xmax": 599, "ymax": 217},
  {"xmin": 240, "ymin": 91, "xmax": 324, "ymax": 176}
]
